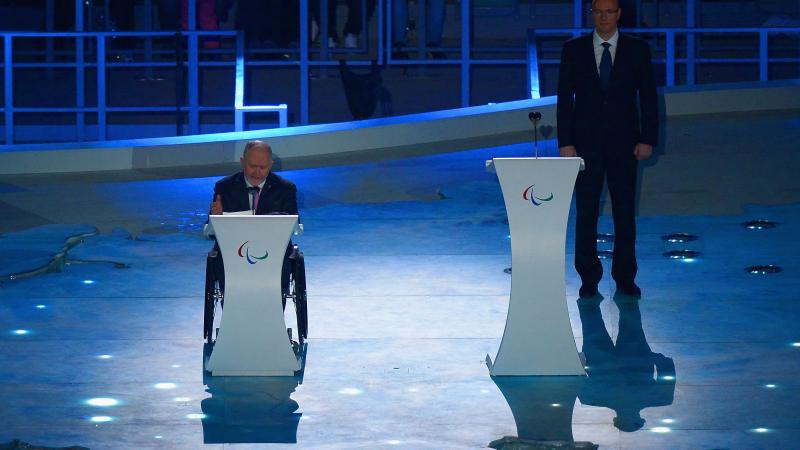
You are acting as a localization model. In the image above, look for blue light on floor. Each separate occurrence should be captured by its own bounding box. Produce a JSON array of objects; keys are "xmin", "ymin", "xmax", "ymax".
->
[
  {"xmin": 664, "ymin": 250, "xmax": 701, "ymax": 260},
  {"xmin": 753, "ymin": 428, "xmax": 770, "ymax": 433},
  {"xmin": 792, "ymin": 342, "xmax": 800, "ymax": 348},
  {"xmin": 154, "ymin": 383, "xmax": 177, "ymax": 390},
  {"xmin": 89, "ymin": 416, "xmax": 113, "ymax": 423},
  {"xmin": 662, "ymin": 419, "xmax": 675, "ymax": 424},
  {"xmin": 651, "ymin": 427, "xmax": 672, "ymax": 433},
  {"xmin": 765, "ymin": 384, "xmax": 777, "ymax": 389},
  {"xmin": 11, "ymin": 329, "xmax": 30, "ymax": 336},
  {"xmin": 86, "ymin": 398, "xmax": 119, "ymax": 407},
  {"xmin": 662, "ymin": 375, "xmax": 676, "ymax": 381},
  {"xmin": 550, "ymin": 403, "xmax": 561, "ymax": 407},
  {"xmin": 338, "ymin": 387, "xmax": 363, "ymax": 395},
  {"xmin": 35, "ymin": 304, "xmax": 46, "ymax": 309},
  {"xmin": 386, "ymin": 440, "xmax": 403, "ymax": 445},
  {"xmin": 82, "ymin": 280, "xmax": 95, "ymax": 285},
  {"xmin": 186, "ymin": 413, "xmax": 206, "ymax": 420},
  {"xmin": 154, "ymin": 436, "xmax": 163, "ymax": 439},
  {"xmin": 173, "ymin": 397, "xmax": 191, "ymax": 402},
  {"xmin": 97, "ymin": 354, "xmax": 113, "ymax": 359}
]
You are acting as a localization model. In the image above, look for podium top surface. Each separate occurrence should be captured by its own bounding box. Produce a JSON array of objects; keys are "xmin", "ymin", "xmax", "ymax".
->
[
  {"xmin": 486, "ymin": 157, "xmax": 585, "ymax": 172},
  {"xmin": 492, "ymin": 157, "xmax": 582, "ymax": 162},
  {"xmin": 209, "ymin": 214, "xmax": 300, "ymax": 219}
]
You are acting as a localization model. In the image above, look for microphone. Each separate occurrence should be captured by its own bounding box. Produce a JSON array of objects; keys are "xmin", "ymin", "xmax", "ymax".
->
[
  {"xmin": 528, "ymin": 111, "xmax": 542, "ymax": 158},
  {"xmin": 247, "ymin": 186, "xmax": 260, "ymax": 214}
]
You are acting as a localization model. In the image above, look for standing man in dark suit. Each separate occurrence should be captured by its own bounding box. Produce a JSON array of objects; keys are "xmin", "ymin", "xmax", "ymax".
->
[{"xmin": 557, "ymin": 0, "xmax": 658, "ymax": 298}]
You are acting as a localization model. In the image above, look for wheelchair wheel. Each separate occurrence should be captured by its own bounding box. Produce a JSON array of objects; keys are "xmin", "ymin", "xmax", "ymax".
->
[
  {"xmin": 204, "ymin": 250, "xmax": 225, "ymax": 345},
  {"xmin": 293, "ymin": 251, "xmax": 308, "ymax": 342},
  {"xmin": 204, "ymin": 257, "xmax": 216, "ymax": 344}
]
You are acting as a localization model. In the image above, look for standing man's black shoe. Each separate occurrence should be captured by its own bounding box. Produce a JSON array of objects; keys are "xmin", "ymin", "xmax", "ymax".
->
[
  {"xmin": 579, "ymin": 284, "xmax": 598, "ymax": 298},
  {"xmin": 617, "ymin": 283, "xmax": 642, "ymax": 298}
]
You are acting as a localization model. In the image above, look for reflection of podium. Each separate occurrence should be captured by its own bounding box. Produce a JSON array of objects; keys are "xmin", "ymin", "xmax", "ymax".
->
[
  {"xmin": 201, "ymin": 374, "xmax": 302, "ymax": 443},
  {"xmin": 490, "ymin": 376, "xmax": 589, "ymax": 448},
  {"xmin": 487, "ymin": 157, "xmax": 585, "ymax": 376},
  {"xmin": 206, "ymin": 215, "xmax": 300, "ymax": 376}
]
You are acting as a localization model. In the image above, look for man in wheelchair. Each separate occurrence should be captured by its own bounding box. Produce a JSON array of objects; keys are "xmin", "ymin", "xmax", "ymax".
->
[{"xmin": 204, "ymin": 140, "xmax": 307, "ymax": 345}]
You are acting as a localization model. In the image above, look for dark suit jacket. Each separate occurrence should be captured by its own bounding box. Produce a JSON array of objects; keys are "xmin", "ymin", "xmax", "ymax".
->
[
  {"xmin": 557, "ymin": 33, "xmax": 658, "ymax": 156},
  {"xmin": 212, "ymin": 171, "xmax": 298, "ymax": 216}
]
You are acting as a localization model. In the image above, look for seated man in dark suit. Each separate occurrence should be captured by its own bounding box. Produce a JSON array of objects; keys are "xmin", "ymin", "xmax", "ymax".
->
[{"xmin": 207, "ymin": 140, "xmax": 299, "ymax": 303}]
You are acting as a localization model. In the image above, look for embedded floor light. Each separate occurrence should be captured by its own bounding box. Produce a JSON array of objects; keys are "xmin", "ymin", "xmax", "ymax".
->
[
  {"xmin": 89, "ymin": 416, "xmax": 113, "ymax": 423},
  {"xmin": 742, "ymin": 220, "xmax": 777, "ymax": 230},
  {"xmin": 746, "ymin": 265, "xmax": 782, "ymax": 274},
  {"xmin": 661, "ymin": 233, "xmax": 699, "ymax": 243},
  {"xmin": 86, "ymin": 398, "xmax": 119, "ymax": 407}
]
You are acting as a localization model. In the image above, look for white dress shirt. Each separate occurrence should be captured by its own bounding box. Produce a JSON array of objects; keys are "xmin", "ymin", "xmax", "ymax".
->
[{"xmin": 593, "ymin": 30, "xmax": 619, "ymax": 74}]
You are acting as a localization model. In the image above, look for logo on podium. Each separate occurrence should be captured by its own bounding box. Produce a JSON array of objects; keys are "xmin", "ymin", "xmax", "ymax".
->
[
  {"xmin": 522, "ymin": 184, "xmax": 554, "ymax": 206},
  {"xmin": 237, "ymin": 241, "xmax": 269, "ymax": 264}
]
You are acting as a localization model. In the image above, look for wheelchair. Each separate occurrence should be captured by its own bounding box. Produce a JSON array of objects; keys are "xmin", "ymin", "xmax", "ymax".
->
[{"xmin": 204, "ymin": 243, "xmax": 308, "ymax": 346}]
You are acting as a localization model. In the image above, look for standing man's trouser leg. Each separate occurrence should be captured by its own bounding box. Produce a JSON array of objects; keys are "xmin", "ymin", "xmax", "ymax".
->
[
  {"xmin": 607, "ymin": 153, "xmax": 638, "ymax": 286},
  {"xmin": 574, "ymin": 151, "xmax": 638, "ymax": 288}
]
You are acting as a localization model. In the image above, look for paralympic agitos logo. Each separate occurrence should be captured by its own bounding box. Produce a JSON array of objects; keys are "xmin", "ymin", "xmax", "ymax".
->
[
  {"xmin": 522, "ymin": 184, "xmax": 554, "ymax": 206},
  {"xmin": 237, "ymin": 241, "xmax": 269, "ymax": 264}
]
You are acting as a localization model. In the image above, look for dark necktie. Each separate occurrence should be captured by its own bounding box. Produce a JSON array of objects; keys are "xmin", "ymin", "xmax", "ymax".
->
[
  {"xmin": 248, "ymin": 186, "xmax": 260, "ymax": 214},
  {"xmin": 599, "ymin": 42, "xmax": 612, "ymax": 90}
]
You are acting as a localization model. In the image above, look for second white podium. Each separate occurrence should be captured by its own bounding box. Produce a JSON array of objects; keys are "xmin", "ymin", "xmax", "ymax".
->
[
  {"xmin": 488, "ymin": 157, "xmax": 586, "ymax": 376},
  {"xmin": 206, "ymin": 214, "xmax": 300, "ymax": 376}
]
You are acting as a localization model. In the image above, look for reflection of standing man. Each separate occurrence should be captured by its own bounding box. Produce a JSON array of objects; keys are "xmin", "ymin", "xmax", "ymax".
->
[
  {"xmin": 578, "ymin": 294, "xmax": 675, "ymax": 432},
  {"xmin": 557, "ymin": 0, "xmax": 658, "ymax": 298}
]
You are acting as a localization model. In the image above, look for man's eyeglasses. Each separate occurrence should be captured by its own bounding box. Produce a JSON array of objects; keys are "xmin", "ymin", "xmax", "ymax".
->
[{"xmin": 591, "ymin": 8, "xmax": 619, "ymax": 18}]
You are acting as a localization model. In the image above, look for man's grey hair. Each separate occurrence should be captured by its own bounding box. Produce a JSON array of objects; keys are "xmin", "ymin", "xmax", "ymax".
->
[{"xmin": 242, "ymin": 140, "xmax": 272, "ymax": 159}]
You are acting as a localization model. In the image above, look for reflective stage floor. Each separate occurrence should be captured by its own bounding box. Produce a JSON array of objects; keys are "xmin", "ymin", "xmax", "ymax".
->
[{"xmin": 1, "ymin": 143, "xmax": 799, "ymax": 449}]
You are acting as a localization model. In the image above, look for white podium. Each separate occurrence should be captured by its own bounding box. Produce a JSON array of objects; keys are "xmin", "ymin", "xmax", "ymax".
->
[
  {"xmin": 206, "ymin": 214, "xmax": 300, "ymax": 376},
  {"xmin": 487, "ymin": 157, "xmax": 586, "ymax": 376}
]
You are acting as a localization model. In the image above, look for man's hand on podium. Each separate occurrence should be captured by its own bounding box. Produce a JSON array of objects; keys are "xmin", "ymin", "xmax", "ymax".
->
[
  {"xmin": 210, "ymin": 194, "xmax": 223, "ymax": 215},
  {"xmin": 559, "ymin": 145, "xmax": 577, "ymax": 157}
]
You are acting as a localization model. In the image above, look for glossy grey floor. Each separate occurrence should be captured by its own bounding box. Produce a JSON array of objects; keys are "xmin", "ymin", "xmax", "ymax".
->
[{"xmin": 1, "ymin": 145, "xmax": 799, "ymax": 449}]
